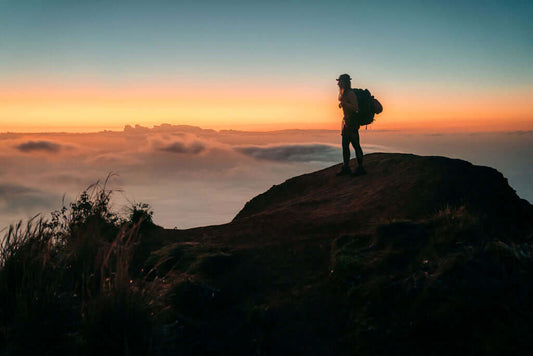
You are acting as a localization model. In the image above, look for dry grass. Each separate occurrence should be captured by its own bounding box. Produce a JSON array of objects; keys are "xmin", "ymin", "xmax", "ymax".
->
[{"xmin": 0, "ymin": 180, "xmax": 155, "ymax": 355}]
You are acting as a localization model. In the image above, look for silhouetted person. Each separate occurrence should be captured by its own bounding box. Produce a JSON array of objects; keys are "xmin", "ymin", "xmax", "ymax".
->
[{"xmin": 337, "ymin": 74, "xmax": 365, "ymax": 176}]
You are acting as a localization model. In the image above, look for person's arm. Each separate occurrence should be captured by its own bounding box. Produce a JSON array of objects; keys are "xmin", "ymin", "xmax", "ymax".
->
[{"xmin": 340, "ymin": 91, "xmax": 359, "ymax": 114}]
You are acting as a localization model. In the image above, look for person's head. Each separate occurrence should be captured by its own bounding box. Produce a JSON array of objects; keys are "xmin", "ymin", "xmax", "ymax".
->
[{"xmin": 336, "ymin": 74, "xmax": 352, "ymax": 90}]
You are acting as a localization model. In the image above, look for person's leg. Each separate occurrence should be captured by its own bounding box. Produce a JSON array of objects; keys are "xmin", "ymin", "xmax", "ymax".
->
[
  {"xmin": 350, "ymin": 130, "xmax": 366, "ymax": 175},
  {"xmin": 338, "ymin": 131, "xmax": 352, "ymax": 174},
  {"xmin": 351, "ymin": 129, "xmax": 363, "ymax": 167}
]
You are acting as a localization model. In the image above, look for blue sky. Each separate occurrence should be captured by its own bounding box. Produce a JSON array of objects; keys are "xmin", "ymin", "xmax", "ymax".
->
[{"xmin": 1, "ymin": 0, "xmax": 531, "ymax": 87}]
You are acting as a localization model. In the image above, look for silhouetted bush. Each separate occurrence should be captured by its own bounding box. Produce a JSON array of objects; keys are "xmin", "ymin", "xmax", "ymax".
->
[{"xmin": 0, "ymin": 179, "xmax": 156, "ymax": 355}]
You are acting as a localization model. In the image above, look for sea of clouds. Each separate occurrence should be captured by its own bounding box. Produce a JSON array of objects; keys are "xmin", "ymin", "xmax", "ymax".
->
[{"xmin": 1, "ymin": 125, "xmax": 531, "ymax": 229}]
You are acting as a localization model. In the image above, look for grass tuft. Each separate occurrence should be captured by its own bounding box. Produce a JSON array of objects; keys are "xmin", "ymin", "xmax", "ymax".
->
[{"xmin": 0, "ymin": 178, "xmax": 156, "ymax": 355}]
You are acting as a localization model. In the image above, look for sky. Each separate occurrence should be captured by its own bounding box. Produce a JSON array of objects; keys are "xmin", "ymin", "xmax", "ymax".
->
[
  {"xmin": 1, "ymin": 0, "xmax": 532, "ymax": 132},
  {"xmin": 0, "ymin": 1, "xmax": 531, "ymax": 230}
]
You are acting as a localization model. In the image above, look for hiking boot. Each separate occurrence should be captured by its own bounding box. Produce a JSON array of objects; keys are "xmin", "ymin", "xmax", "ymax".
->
[
  {"xmin": 351, "ymin": 166, "xmax": 366, "ymax": 176},
  {"xmin": 336, "ymin": 167, "xmax": 352, "ymax": 176}
]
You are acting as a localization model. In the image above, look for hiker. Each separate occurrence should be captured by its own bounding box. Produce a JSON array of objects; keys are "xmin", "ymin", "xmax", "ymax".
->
[{"xmin": 337, "ymin": 74, "xmax": 365, "ymax": 176}]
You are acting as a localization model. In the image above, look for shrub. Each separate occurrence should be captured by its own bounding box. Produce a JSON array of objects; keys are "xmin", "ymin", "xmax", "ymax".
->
[{"xmin": 0, "ymin": 179, "xmax": 156, "ymax": 355}]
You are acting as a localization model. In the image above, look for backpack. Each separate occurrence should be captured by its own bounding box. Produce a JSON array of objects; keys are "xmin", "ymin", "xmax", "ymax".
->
[{"xmin": 352, "ymin": 88, "xmax": 383, "ymax": 127}]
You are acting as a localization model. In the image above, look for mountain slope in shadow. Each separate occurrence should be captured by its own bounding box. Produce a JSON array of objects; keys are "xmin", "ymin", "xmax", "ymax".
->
[{"xmin": 151, "ymin": 153, "xmax": 532, "ymax": 355}]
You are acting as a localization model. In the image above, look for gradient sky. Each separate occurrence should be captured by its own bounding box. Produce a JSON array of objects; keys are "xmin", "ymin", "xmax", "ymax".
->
[{"xmin": 1, "ymin": 0, "xmax": 532, "ymax": 132}]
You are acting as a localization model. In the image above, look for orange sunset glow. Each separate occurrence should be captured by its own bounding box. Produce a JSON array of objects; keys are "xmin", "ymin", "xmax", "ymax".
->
[{"xmin": 1, "ymin": 84, "xmax": 531, "ymax": 132}]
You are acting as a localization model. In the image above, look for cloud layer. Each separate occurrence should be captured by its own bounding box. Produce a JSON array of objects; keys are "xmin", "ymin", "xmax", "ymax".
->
[
  {"xmin": 235, "ymin": 144, "xmax": 338, "ymax": 162},
  {"xmin": 15, "ymin": 140, "xmax": 62, "ymax": 152},
  {"xmin": 160, "ymin": 141, "xmax": 206, "ymax": 154},
  {"xmin": 0, "ymin": 182, "xmax": 60, "ymax": 223},
  {"xmin": 0, "ymin": 125, "xmax": 531, "ymax": 230},
  {"xmin": 0, "ymin": 126, "xmax": 346, "ymax": 229}
]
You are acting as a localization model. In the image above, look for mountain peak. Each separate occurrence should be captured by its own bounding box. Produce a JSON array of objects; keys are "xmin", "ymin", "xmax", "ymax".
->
[{"xmin": 234, "ymin": 153, "xmax": 530, "ymax": 230}]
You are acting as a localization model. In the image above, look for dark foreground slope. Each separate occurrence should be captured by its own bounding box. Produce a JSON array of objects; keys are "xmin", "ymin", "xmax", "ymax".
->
[
  {"xmin": 1, "ymin": 153, "xmax": 532, "ymax": 356},
  {"xmin": 151, "ymin": 153, "xmax": 532, "ymax": 355}
]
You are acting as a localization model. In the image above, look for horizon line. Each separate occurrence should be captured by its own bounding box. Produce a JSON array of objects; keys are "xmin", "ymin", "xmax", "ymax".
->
[{"xmin": 2, "ymin": 124, "xmax": 532, "ymax": 135}]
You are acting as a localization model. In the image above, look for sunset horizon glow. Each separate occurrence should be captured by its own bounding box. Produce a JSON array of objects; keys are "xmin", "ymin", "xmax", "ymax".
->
[
  {"xmin": 2, "ymin": 82, "xmax": 531, "ymax": 133},
  {"xmin": 1, "ymin": 1, "xmax": 531, "ymax": 134}
]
